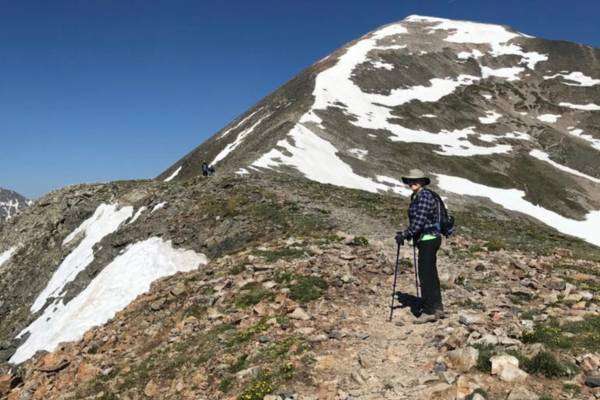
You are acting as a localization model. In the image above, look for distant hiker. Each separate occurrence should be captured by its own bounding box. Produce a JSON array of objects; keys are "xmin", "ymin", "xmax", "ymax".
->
[
  {"xmin": 208, "ymin": 165, "xmax": 215, "ymax": 176},
  {"xmin": 395, "ymin": 169, "xmax": 444, "ymax": 322},
  {"xmin": 202, "ymin": 161, "xmax": 209, "ymax": 177}
]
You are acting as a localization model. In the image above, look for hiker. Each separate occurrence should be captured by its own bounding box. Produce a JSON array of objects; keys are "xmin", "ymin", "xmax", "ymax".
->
[
  {"xmin": 208, "ymin": 165, "xmax": 215, "ymax": 176},
  {"xmin": 395, "ymin": 169, "xmax": 444, "ymax": 322},
  {"xmin": 201, "ymin": 161, "xmax": 209, "ymax": 177}
]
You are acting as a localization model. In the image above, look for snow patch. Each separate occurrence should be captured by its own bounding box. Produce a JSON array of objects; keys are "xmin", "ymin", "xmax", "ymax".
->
[
  {"xmin": 128, "ymin": 207, "xmax": 147, "ymax": 224},
  {"xmin": 164, "ymin": 166, "xmax": 182, "ymax": 182},
  {"xmin": 212, "ymin": 114, "xmax": 270, "ymax": 165},
  {"xmin": 216, "ymin": 109, "xmax": 262, "ymax": 140},
  {"xmin": 537, "ymin": 114, "xmax": 561, "ymax": 123},
  {"xmin": 151, "ymin": 202, "xmax": 167, "ymax": 213},
  {"xmin": 481, "ymin": 66, "xmax": 524, "ymax": 81},
  {"xmin": 421, "ymin": 114, "xmax": 437, "ymax": 118},
  {"xmin": 559, "ymin": 102, "xmax": 600, "ymax": 111},
  {"xmin": 482, "ymin": 94, "xmax": 493, "ymax": 100},
  {"xmin": 370, "ymin": 61, "xmax": 394, "ymax": 70},
  {"xmin": 252, "ymin": 125, "xmax": 410, "ymax": 196},
  {"xmin": 529, "ymin": 149, "xmax": 600, "ymax": 183},
  {"xmin": 236, "ymin": 168, "xmax": 250, "ymax": 175},
  {"xmin": 348, "ymin": 148, "xmax": 368, "ymax": 160},
  {"xmin": 10, "ymin": 238, "xmax": 207, "ymax": 364},
  {"xmin": 436, "ymin": 174, "xmax": 600, "ymax": 247},
  {"xmin": 0, "ymin": 246, "xmax": 17, "ymax": 268},
  {"xmin": 479, "ymin": 111, "xmax": 502, "ymax": 124},
  {"xmin": 544, "ymin": 71, "xmax": 600, "ymax": 87},
  {"xmin": 568, "ymin": 128, "xmax": 600, "ymax": 151},
  {"xmin": 31, "ymin": 204, "xmax": 133, "ymax": 313}
]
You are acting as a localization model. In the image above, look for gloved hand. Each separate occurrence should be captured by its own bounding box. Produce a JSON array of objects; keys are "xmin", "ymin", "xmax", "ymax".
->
[{"xmin": 395, "ymin": 231, "xmax": 405, "ymax": 246}]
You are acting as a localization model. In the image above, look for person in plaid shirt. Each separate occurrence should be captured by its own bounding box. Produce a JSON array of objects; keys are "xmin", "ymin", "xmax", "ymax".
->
[{"xmin": 395, "ymin": 169, "xmax": 444, "ymax": 322}]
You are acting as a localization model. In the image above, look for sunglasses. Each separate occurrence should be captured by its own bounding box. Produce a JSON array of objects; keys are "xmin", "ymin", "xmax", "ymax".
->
[{"xmin": 406, "ymin": 180, "xmax": 420, "ymax": 186}]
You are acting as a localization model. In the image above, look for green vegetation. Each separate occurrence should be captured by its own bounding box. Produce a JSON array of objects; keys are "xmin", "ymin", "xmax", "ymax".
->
[
  {"xmin": 508, "ymin": 350, "xmax": 577, "ymax": 378},
  {"xmin": 474, "ymin": 344, "xmax": 495, "ymax": 373},
  {"xmin": 562, "ymin": 383, "xmax": 580, "ymax": 394},
  {"xmin": 350, "ymin": 236, "xmax": 369, "ymax": 246},
  {"xmin": 238, "ymin": 365, "xmax": 295, "ymax": 400},
  {"xmin": 275, "ymin": 272, "xmax": 328, "ymax": 303},
  {"xmin": 523, "ymin": 316, "xmax": 600, "ymax": 353},
  {"xmin": 254, "ymin": 247, "xmax": 307, "ymax": 263},
  {"xmin": 236, "ymin": 283, "xmax": 275, "ymax": 307}
]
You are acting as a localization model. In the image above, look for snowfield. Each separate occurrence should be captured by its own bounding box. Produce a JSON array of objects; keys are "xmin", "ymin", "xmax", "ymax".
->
[
  {"xmin": 436, "ymin": 174, "xmax": 600, "ymax": 247},
  {"xmin": 212, "ymin": 113, "xmax": 271, "ymax": 165},
  {"xmin": 253, "ymin": 124, "xmax": 410, "ymax": 196},
  {"xmin": 31, "ymin": 204, "xmax": 133, "ymax": 313},
  {"xmin": 10, "ymin": 237, "xmax": 207, "ymax": 364}
]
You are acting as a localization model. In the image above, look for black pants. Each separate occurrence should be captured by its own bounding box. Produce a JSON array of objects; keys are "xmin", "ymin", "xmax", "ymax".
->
[{"xmin": 417, "ymin": 236, "xmax": 443, "ymax": 314}]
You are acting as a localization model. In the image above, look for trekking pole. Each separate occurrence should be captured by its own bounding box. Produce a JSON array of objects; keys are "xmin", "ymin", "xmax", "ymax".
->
[
  {"xmin": 388, "ymin": 243, "xmax": 401, "ymax": 322},
  {"xmin": 413, "ymin": 244, "xmax": 420, "ymax": 298}
]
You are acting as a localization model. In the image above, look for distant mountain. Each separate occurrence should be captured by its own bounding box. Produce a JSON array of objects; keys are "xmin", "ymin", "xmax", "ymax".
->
[
  {"xmin": 160, "ymin": 14, "xmax": 600, "ymax": 247},
  {"xmin": 0, "ymin": 187, "xmax": 30, "ymax": 221}
]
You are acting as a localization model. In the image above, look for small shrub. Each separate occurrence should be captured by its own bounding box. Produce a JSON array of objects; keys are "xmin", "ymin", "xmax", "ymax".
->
[
  {"xmin": 350, "ymin": 236, "xmax": 369, "ymax": 246},
  {"xmin": 219, "ymin": 377, "xmax": 234, "ymax": 393},
  {"xmin": 484, "ymin": 240, "xmax": 504, "ymax": 251},
  {"xmin": 474, "ymin": 344, "xmax": 495, "ymax": 373},
  {"xmin": 239, "ymin": 379, "xmax": 273, "ymax": 400},
  {"xmin": 235, "ymin": 288, "xmax": 275, "ymax": 308},
  {"xmin": 523, "ymin": 352, "xmax": 577, "ymax": 378}
]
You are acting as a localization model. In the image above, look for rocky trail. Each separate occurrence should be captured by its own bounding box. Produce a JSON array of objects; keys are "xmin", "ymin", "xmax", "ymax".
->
[{"xmin": 2, "ymin": 228, "xmax": 599, "ymax": 400}]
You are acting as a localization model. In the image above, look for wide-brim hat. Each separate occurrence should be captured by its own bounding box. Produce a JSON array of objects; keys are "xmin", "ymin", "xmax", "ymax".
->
[{"xmin": 401, "ymin": 169, "xmax": 431, "ymax": 185}]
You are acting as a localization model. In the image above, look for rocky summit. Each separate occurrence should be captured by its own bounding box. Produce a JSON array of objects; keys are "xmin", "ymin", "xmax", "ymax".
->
[
  {"xmin": 0, "ymin": 188, "xmax": 30, "ymax": 222},
  {"xmin": 1, "ymin": 15, "xmax": 600, "ymax": 400}
]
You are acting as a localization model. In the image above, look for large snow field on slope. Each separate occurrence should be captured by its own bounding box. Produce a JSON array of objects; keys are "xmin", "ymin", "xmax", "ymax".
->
[
  {"xmin": 298, "ymin": 23, "xmax": 516, "ymax": 157},
  {"xmin": 568, "ymin": 128, "xmax": 600, "ymax": 151},
  {"xmin": 212, "ymin": 113, "xmax": 271, "ymax": 165},
  {"xmin": 544, "ymin": 71, "xmax": 600, "ymax": 87},
  {"xmin": 253, "ymin": 124, "xmax": 410, "ymax": 197},
  {"xmin": 0, "ymin": 246, "xmax": 16, "ymax": 268},
  {"xmin": 10, "ymin": 237, "xmax": 207, "ymax": 364},
  {"xmin": 559, "ymin": 102, "xmax": 600, "ymax": 111},
  {"xmin": 164, "ymin": 166, "xmax": 182, "ymax": 182},
  {"xmin": 31, "ymin": 204, "xmax": 133, "ymax": 313},
  {"xmin": 412, "ymin": 16, "xmax": 547, "ymax": 69},
  {"xmin": 437, "ymin": 174, "xmax": 600, "ymax": 247},
  {"xmin": 529, "ymin": 150, "xmax": 600, "ymax": 184}
]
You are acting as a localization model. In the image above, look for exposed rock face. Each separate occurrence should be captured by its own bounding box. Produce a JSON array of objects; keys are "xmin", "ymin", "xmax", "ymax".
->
[{"xmin": 0, "ymin": 188, "xmax": 30, "ymax": 221}]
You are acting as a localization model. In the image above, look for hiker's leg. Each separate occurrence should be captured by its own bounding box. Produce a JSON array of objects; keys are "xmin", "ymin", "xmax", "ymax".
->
[
  {"xmin": 418, "ymin": 237, "xmax": 443, "ymax": 314},
  {"xmin": 430, "ymin": 237, "xmax": 443, "ymax": 311}
]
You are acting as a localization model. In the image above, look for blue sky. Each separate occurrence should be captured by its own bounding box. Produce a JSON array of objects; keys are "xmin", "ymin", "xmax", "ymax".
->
[{"xmin": 2, "ymin": 0, "xmax": 599, "ymax": 198}]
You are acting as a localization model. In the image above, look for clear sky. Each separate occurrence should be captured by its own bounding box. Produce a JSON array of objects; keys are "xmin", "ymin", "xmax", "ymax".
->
[{"xmin": 2, "ymin": 0, "xmax": 599, "ymax": 198}]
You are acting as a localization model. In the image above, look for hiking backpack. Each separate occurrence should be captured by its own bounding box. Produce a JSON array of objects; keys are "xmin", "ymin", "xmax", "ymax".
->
[{"xmin": 427, "ymin": 189, "xmax": 456, "ymax": 237}]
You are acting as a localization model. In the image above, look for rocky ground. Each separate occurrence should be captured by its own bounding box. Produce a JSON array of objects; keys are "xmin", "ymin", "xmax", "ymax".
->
[{"xmin": 2, "ymin": 223, "xmax": 599, "ymax": 399}]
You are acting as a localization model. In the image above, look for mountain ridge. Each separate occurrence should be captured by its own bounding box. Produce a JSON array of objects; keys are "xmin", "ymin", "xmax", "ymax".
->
[{"xmin": 158, "ymin": 15, "xmax": 600, "ymax": 247}]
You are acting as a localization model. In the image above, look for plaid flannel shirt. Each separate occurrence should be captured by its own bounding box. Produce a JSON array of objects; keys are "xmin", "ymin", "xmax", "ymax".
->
[{"xmin": 402, "ymin": 189, "xmax": 439, "ymax": 240}]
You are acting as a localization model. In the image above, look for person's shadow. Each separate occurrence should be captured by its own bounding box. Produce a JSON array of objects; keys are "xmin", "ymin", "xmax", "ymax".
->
[{"xmin": 393, "ymin": 291, "xmax": 422, "ymax": 316}]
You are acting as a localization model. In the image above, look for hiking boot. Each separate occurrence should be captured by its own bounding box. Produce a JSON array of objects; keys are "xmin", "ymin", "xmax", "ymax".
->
[
  {"xmin": 434, "ymin": 309, "xmax": 446, "ymax": 319},
  {"xmin": 414, "ymin": 313, "xmax": 438, "ymax": 324}
]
